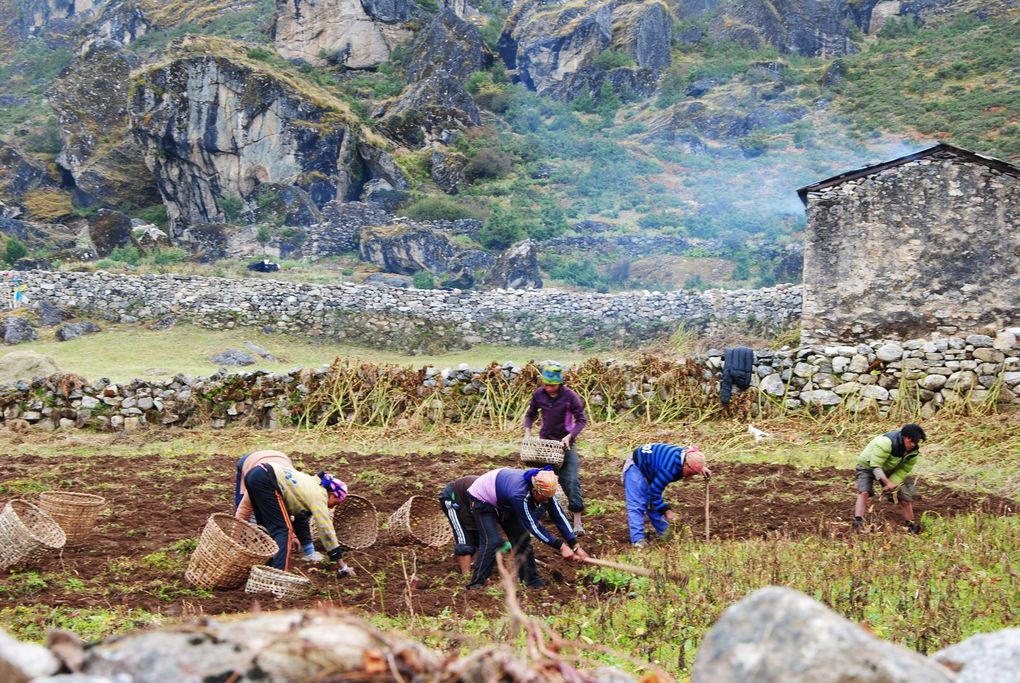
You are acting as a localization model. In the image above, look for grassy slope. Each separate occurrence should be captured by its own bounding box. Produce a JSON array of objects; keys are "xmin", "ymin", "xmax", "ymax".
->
[{"xmin": 11, "ymin": 323, "xmax": 598, "ymax": 381}]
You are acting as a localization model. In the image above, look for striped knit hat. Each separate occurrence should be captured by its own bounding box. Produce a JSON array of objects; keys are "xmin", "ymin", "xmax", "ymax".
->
[{"xmin": 319, "ymin": 471, "xmax": 348, "ymax": 502}]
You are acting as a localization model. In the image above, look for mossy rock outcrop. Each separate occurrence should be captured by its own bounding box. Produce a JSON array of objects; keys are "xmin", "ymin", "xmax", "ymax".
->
[
  {"xmin": 48, "ymin": 41, "xmax": 159, "ymax": 210},
  {"xmin": 498, "ymin": 0, "xmax": 671, "ymax": 98},
  {"xmin": 130, "ymin": 50, "xmax": 405, "ymax": 233}
]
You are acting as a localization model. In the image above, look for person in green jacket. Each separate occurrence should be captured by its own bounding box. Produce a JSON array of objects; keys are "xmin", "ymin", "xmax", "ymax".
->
[{"xmin": 853, "ymin": 423, "xmax": 926, "ymax": 533}]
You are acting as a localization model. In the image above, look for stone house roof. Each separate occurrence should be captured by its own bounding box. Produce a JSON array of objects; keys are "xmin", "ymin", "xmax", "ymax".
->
[{"xmin": 795, "ymin": 142, "xmax": 1020, "ymax": 205}]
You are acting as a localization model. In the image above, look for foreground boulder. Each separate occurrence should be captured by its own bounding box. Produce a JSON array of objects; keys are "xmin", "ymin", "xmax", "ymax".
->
[
  {"xmin": 131, "ymin": 48, "xmax": 406, "ymax": 232},
  {"xmin": 691, "ymin": 586, "xmax": 956, "ymax": 682},
  {"xmin": 933, "ymin": 628, "xmax": 1020, "ymax": 683}
]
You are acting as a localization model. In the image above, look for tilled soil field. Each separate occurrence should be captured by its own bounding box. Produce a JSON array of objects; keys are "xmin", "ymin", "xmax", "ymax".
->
[{"xmin": 1, "ymin": 448, "xmax": 1015, "ymax": 622}]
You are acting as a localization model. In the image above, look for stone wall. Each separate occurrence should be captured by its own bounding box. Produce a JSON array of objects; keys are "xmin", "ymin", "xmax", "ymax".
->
[
  {"xmin": 2, "ymin": 327, "xmax": 1016, "ymax": 432},
  {"xmin": 23, "ymin": 271, "xmax": 803, "ymax": 351},
  {"xmin": 801, "ymin": 150, "xmax": 1020, "ymax": 343}
]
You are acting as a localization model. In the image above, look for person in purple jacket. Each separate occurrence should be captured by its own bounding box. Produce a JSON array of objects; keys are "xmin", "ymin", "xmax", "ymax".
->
[
  {"xmin": 465, "ymin": 467, "xmax": 589, "ymax": 590},
  {"xmin": 524, "ymin": 360, "xmax": 587, "ymax": 535}
]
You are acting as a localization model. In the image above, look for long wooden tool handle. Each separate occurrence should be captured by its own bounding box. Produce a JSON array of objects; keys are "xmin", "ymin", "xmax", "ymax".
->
[
  {"xmin": 580, "ymin": 556, "xmax": 654, "ymax": 577},
  {"xmin": 704, "ymin": 480, "xmax": 711, "ymax": 542}
]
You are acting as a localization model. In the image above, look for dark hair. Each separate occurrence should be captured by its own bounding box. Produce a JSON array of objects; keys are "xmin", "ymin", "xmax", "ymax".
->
[{"xmin": 901, "ymin": 423, "xmax": 926, "ymax": 442}]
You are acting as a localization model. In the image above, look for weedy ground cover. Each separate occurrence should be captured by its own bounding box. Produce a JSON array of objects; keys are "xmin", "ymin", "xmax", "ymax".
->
[{"xmin": 0, "ymin": 410, "xmax": 1016, "ymax": 682}]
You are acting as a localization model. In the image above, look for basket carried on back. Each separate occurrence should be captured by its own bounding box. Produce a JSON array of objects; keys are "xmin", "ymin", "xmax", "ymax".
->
[
  {"xmin": 245, "ymin": 565, "xmax": 312, "ymax": 599},
  {"xmin": 520, "ymin": 437, "xmax": 565, "ymax": 467},
  {"xmin": 185, "ymin": 513, "xmax": 278, "ymax": 590},
  {"xmin": 0, "ymin": 499, "xmax": 66, "ymax": 570},
  {"xmin": 333, "ymin": 495, "xmax": 378, "ymax": 551},
  {"xmin": 38, "ymin": 491, "xmax": 106, "ymax": 548},
  {"xmin": 388, "ymin": 496, "xmax": 453, "ymax": 548}
]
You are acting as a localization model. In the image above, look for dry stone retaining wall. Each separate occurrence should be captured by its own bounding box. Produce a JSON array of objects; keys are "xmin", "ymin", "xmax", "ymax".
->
[
  {"xmin": 1, "ymin": 328, "xmax": 1016, "ymax": 432},
  {"xmin": 23, "ymin": 271, "xmax": 802, "ymax": 351}
]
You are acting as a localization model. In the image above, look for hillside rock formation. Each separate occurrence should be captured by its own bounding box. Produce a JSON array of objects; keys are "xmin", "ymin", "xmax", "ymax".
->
[
  {"xmin": 8, "ymin": 0, "xmax": 108, "ymax": 41},
  {"xmin": 79, "ymin": 0, "xmax": 150, "ymax": 52},
  {"xmin": 406, "ymin": 9, "xmax": 491, "ymax": 83},
  {"xmin": 273, "ymin": 0, "xmax": 416, "ymax": 68},
  {"xmin": 131, "ymin": 52, "xmax": 406, "ymax": 233},
  {"xmin": 499, "ymin": 0, "xmax": 671, "ymax": 98},
  {"xmin": 359, "ymin": 223, "xmax": 464, "ymax": 276},
  {"xmin": 381, "ymin": 74, "xmax": 480, "ymax": 146},
  {"xmin": 48, "ymin": 41, "xmax": 159, "ymax": 209},
  {"xmin": 484, "ymin": 239, "xmax": 542, "ymax": 289}
]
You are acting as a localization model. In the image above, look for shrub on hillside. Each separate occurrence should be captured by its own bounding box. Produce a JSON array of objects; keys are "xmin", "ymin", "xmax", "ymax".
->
[
  {"xmin": 464, "ymin": 148, "xmax": 513, "ymax": 180},
  {"xmin": 402, "ymin": 197, "xmax": 479, "ymax": 221},
  {"xmin": 592, "ymin": 50, "xmax": 635, "ymax": 70}
]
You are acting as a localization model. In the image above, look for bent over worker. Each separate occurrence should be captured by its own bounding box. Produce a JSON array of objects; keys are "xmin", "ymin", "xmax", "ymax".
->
[
  {"xmin": 623, "ymin": 443, "xmax": 710, "ymax": 548},
  {"xmin": 466, "ymin": 467, "xmax": 588, "ymax": 589},
  {"xmin": 240, "ymin": 462, "xmax": 355, "ymax": 576},
  {"xmin": 853, "ymin": 423, "xmax": 926, "ymax": 533},
  {"xmin": 439, "ymin": 475, "xmax": 479, "ymax": 575}
]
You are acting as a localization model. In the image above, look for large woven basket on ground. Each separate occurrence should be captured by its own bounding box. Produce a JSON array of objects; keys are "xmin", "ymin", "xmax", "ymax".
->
[
  {"xmin": 520, "ymin": 437, "xmax": 565, "ymax": 467},
  {"xmin": 387, "ymin": 496, "xmax": 453, "ymax": 548},
  {"xmin": 0, "ymin": 499, "xmax": 66, "ymax": 570},
  {"xmin": 185, "ymin": 514, "xmax": 278, "ymax": 590},
  {"xmin": 38, "ymin": 491, "xmax": 106, "ymax": 548},
  {"xmin": 333, "ymin": 495, "xmax": 378, "ymax": 551},
  {"xmin": 245, "ymin": 565, "xmax": 312, "ymax": 599}
]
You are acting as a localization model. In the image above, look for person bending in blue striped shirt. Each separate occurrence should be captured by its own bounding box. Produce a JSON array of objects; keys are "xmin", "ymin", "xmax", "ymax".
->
[{"xmin": 623, "ymin": 443, "xmax": 711, "ymax": 548}]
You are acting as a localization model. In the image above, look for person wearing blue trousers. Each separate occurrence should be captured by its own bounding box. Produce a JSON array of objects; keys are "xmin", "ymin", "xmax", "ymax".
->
[{"xmin": 623, "ymin": 443, "xmax": 711, "ymax": 548}]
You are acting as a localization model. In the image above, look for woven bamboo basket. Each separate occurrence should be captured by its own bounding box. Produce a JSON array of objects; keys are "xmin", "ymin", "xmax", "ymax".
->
[
  {"xmin": 245, "ymin": 565, "xmax": 312, "ymax": 599},
  {"xmin": 38, "ymin": 491, "xmax": 106, "ymax": 548},
  {"xmin": 333, "ymin": 495, "xmax": 378, "ymax": 551},
  {"xmin": 520, "ymin": 437, "xmax": 565, "ymax": 467},
  {"xmin": 0, "ymin": 499, "xmax": 66, "ymax": 570},
  {"xmin": 185, "ymin": 514, "xmax": 278, "ymax": 590},
  {"xmin": 387, "ymin": 496, "xmax": 454, "ymax": 548}
]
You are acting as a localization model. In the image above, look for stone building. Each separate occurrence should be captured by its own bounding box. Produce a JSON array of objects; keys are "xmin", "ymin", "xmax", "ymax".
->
[{"xmin": 797, "ymin": 143, "xmax": 1020, "ymax": 343}]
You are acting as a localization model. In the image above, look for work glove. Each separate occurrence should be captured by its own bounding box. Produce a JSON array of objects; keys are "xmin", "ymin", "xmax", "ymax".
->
[
  {"xmin": 302, "ymin": 551, "xmax": 326, "ymax": 562},
  {"xmin": 337, "ymin": 563, "xmax": 356, "ymax": 578},
  {"xmin": 327, "ymin": 546, "xmax": 345, "ymax": 562}
]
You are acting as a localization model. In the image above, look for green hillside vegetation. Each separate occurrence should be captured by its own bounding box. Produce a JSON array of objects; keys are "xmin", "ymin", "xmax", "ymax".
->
[
  {"xmin": 836, "ymin": 13, "xmax": 1020, "ymax": 160},
  {"xmin": 0, "ymin": 3, "xmax": 1016, "ymax": 291}
]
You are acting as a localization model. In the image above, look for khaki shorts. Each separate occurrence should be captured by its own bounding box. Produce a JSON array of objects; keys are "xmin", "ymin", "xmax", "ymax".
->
[{"xmin": 855, "ymin": 466, "xmax": 915, "ymax": 502}]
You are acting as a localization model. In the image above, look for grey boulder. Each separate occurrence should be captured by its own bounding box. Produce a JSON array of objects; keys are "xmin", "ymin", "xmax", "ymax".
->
[
  {"xmin": 210, "ymin": 349, "xmax": 256, "ymax": 367},
  {"xmin": 691, "ymin": 587, "xmax": 956, "ymax": 683},
  {"xmin": 55, "ymin": 321, "xmax": 101, "ymax": 342},
  {"xmin": 933, "ymin": 628, "xmax": 1020, "ymax": 683},
  {"xmin": 2, "ymin": 316, "xmax": 37, "ymax": 345}
]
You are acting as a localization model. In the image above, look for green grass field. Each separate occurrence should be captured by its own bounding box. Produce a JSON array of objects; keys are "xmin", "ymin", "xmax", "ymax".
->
[{"xmin": 11, "ymin": 323, "xmax": 598, "ymax": 382}]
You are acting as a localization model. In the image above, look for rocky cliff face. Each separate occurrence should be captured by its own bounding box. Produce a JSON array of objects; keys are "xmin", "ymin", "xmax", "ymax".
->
[
  {"xmin": 49, "ymin": 41, "xmax": 159, "ymax": 209},
  {"xmin": 131, "ymin": 50, "xmax": 406, "ymax": 232},
  {"xmin": 11, "ymin": 0, "xmax": 107, "ymax": 41},
  {"xmin": 499, "ymin": 0, "xmax": 670, "ymax": 98},
  {"xmin": 406, "ymin": 9, "xmax": 491, "ymax": 83},
  {"xmin": 711, "ymin": 0, "xmax": 859, "ymax": 57},
  {"xmin": 273, "ymin": 0, "xmax": 416, "ymax": 68},
  {"xmin": 79, "ymin": 1, "xmax": 149, "ymax": 52}
]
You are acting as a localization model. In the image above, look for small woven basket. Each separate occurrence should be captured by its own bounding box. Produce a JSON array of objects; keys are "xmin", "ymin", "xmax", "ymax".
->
[
  {"xmin": 245, "ymin": 565, "xmax": 312, "ymax": 599},
  {"xmin": 38, "ymin": 491, "xmax": 106, "ymax": 548},
  {"xmin": 520, "ymin": 437, "xmax": 565, "ymax": 467},
  {"xmin": 0, "ymin": 499, "xmax": 66, "ymax": 570},
  {"xmin": 388, "ymin": 496, "xmax": 454, "ymax": 548},
  {"xmin": 185, "ymin": 514, "xmax": 279, "ymax": 590},
  {"xmin": 333, "ymin": 495, "xmax": 378, "ymax": 551}
]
